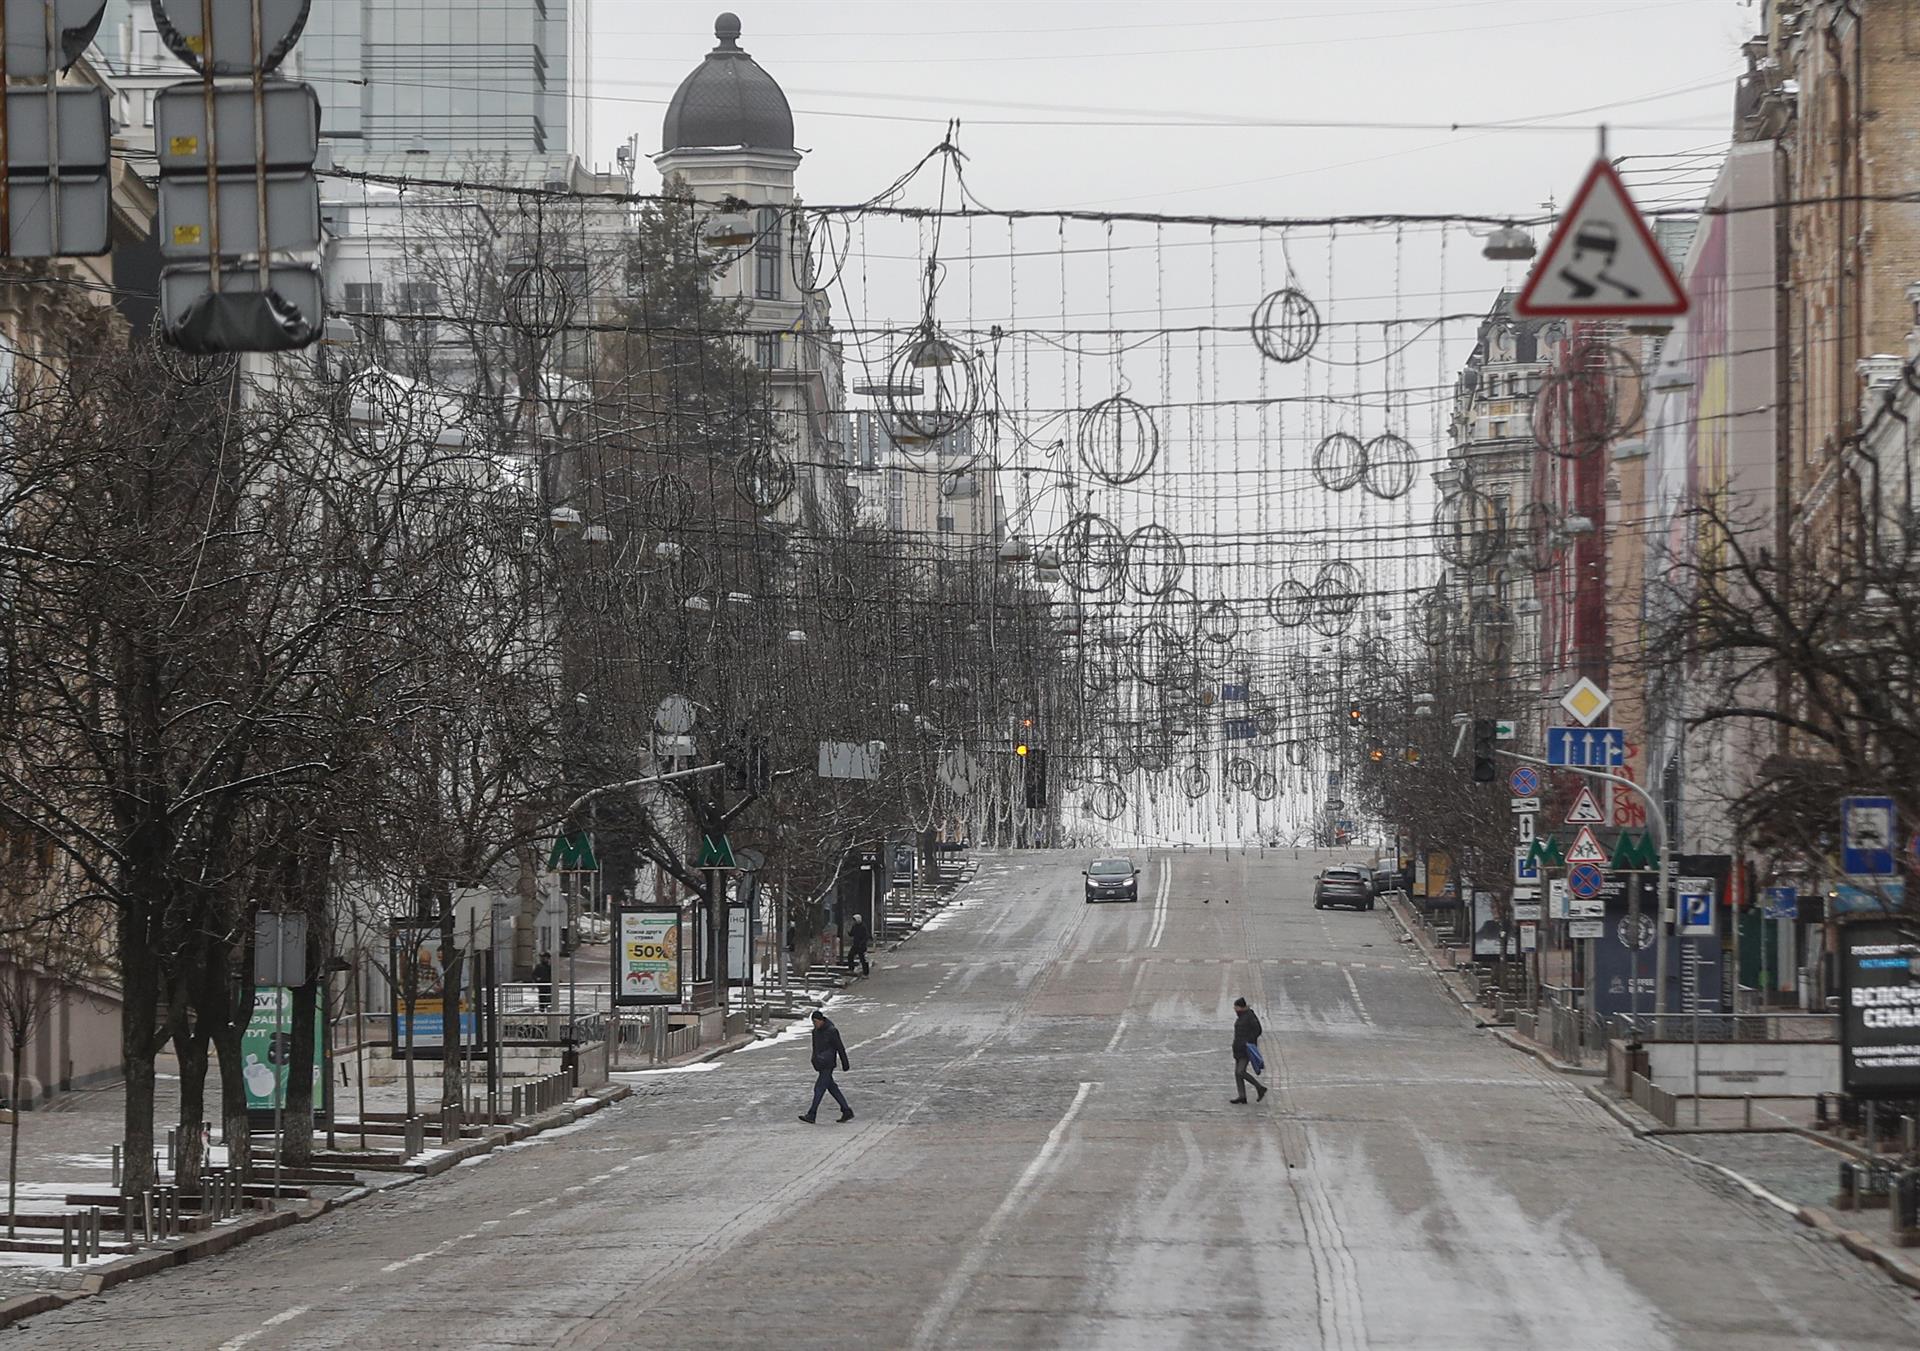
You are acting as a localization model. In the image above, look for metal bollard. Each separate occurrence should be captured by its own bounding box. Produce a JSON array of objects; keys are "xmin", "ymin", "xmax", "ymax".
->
[
  {"xmin": 1905, "ymin": 1115, "xmax": 1919, "ymax": 1160},
  {"xmin": 1744, "ymin": 1095, "xmax": 1753, "ymax": 1130},
  {"xmin": 511, "ymin": 1085, "xmax": 523, "ymax": 1118},
  {"xmin": 1893, "ymin": 1170, "xmax": 1919, "ymax": 1244},
  {"xmin": 121, "ymin": 1196, "xmax": 134, "ymax": 1247},
  {"xmin": 61, "ymin": 1215, "xmax": 73, "ymax": 1267},
  {"xmin": 88, "ymin": 1206, "xmax": 100, "ymax": 1259},
  {"xmin": 111, "ymin": 1144, "xmax": 121, "ymax": 1188},
  {"xmin": 166, "ymin": 1128, "xmax": 177, "ymax": 1175},
  {"xmin": 141, "ymin": 1189, "xmax": 155, "ymax": 1242},
  {"xmin": 1839, "ymin": 1161, "xmax": 1860, "ymax": 1210}
]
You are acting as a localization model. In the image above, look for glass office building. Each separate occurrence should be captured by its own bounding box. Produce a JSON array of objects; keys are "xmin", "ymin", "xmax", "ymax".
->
[{"xmin": 98, "ymin": 0, "xmax": 587, "ymax": 160}]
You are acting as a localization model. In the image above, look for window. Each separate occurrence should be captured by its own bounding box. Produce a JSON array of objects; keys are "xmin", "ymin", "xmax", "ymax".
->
[
  {"xmin": 1490, "ymin": 419, "xmax": 1508, "ymax": 440},
  {"xmin": 937, "ymin": 514, "xmax": 956, "ymax": 534},
  {"xmin": 395, "ymin": 282, "xmax": 439, "ymax": 349},
  {"xmin": 755, "ymin": 333, "xmax": 780, "ymax": 369},
  {"xmin": 343, "ymin": 281, "xmax": 386, "ymax": 343},
  {"xmin": 754, "ymin": 207, "xmax": 781, "ymax": 300}
]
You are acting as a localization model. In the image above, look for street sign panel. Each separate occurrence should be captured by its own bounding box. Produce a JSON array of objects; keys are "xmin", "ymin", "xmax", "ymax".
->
[
  {"xmin": 1566, "ymin": 826, "xmax": 1607, "ymax": 866},
  {"xmin": 1509, "ymin": 766, "xmax": 1540, "ymax": 796},
  {"xmin": 3, "ymin": 87, "xmax": 111, "ymax": 172},
  {"xmin": 3, "ymin": 0, "xmax": 108, "ymax": 78},
  {"xmin": 1513, "ymin": 845, "xmax": 1540, "ymax": 884},
  {"xmin": 1760, "ymin": 885, "xmax": 1797, "ymax": 920},
  {"xmin": 1549, "ymin": 877, "xmax": 1569, "ymax": 920},
  {"xmin": 1567, "ymin": 862, "xmax": 1605, "ymax": 899},
  {"xmin": 1510, "ymin": 796, "xmax": 1540, "ymax": 814},
  {"xmin": 1838, "ymin": 919, "xmax": 1920, "ymax": 1100},
  {"xmin": 0, "ymin": 174, "xmax": 108, "ymax": 257},
  {"xmin": 1558, "ymin": 677, "xmax": 1612, "ymax": 727},
  {"xmin": 1514, "ymin": 158, "xmax": 1688, "ymax": 319},
  {"xmin": 159, "ymin": 171, "xmax": 321, "ymax": 258},
  {"xmin": 151, "ymin": 0, "xmax": 312, "ymax": 76},
  {"xmin": 1565, "ymin": 786, "xmax": 1605, "ymax": 825},
  {"xmin": 1609, "ymin": 831, "xmax": 1658, "ymax": 872},
  {"xmin": 155, "ymin": 81, "xmax": 321, "ymax": 172},
  {"xmin": 1494, "ymin": 719, "xmax": 1517, "ymax": 740},
  {"xmin": 1835, "ymin": 879, "xmax": 1906, "ymax": 917},
  {"xmin": 1516, "ymin": 813, "xmax": 1535, "ymax": 844},
  {"xmin": 158, "ymin": 262, "xmax": 324, "ymax": 354},
  {"xmin": 1547, "ymin": 726, "xmax": 1626, "ymax": 767},
  {"xmin": 1569, "ymin": 919, "xmax": 1606, "ymax": 940},
  {"xmin": 1513, "ymin": 902, "xmax": 1541, "ymax": 922},
  {"xmin": 253, "ymin": 911, "xmax": 307, "ymax": 987},
  {"xmin": 1842, "ymin": 795, "xmax": 1897, "ymax": 877},
  {"xmin": 1677, "ymin": 879, "xmax": 1714, "ymax": 936}
]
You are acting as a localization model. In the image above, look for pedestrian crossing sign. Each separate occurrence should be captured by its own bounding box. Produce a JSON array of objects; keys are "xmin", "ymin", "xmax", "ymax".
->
[{"xmin": 1566, "ymin": 826, "xmax": 1608, "ymax": 866}]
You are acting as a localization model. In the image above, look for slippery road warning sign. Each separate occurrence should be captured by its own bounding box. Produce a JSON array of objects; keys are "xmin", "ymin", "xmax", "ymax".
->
[
  {"xmin": 1565, "ymin": 786, "xmax": 1605, "ymax": 825},
  {"xmin": 1514, "ymin": 158, "xmax": 1687, "ymax": 319}
]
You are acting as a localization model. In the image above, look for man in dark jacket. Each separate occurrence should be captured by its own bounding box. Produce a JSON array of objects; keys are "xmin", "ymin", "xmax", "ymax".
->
[
  {"xmin": 799, "ymin": 1009, "xmax": 854, "ymax": 1123},
  {"xmin": 846, "ymin": 915, "xmax": 871, "ymax": 977},
  {"xmin": 532, "ymin": 953, "xmax": 554, "ymax": 1011},
  {"xmin": 1230, "ymin": 997, "xmax": 1268, "ymax": 1104}
]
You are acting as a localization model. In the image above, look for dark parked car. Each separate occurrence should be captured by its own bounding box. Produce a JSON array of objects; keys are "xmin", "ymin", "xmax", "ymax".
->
[
  {"xmin": 1314, "ymin": 865, "xmax": 1375, "ymax": 911},
  {"xmin": 1084, "ymin": 857, "xmax": 1140, "ymax": 903},
  {"xmin": 1370, "ymin": 862, "xmax": 1402, "ymax": 896}
]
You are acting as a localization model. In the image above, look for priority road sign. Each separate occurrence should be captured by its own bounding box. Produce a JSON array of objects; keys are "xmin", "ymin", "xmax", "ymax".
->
[
  {"xmin": 1559, "ymin": 677, "xmax": 1613, "ymax": 728},
  {"xmin": 1547, "ymin": 726, "xmax": 1626, "ymax": 768},
  {"xmin": 1567, "ymin": 862, "xmax": 1605, "ymax": 899},
  {"xmin": 1509, "ymin": 766, "xmax": 1540, "ymax": 796},
  {"xmin": 1566, "ymin": 826, "xmax": 1607, "ymax": 866},
  {"xmin": 1514, "ymin": 158, "xmax": 1688, "ymax": 319},
  {"xmin": 1565, "ymin": 786, "xmax": 1605, "ymax": 825},
  {"xmin": 1842, "ymin": 795, "xmax": 1896, "ymax": 877}
]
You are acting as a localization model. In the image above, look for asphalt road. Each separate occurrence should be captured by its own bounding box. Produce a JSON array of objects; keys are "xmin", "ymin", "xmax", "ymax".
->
[{"xmin": 13, "ymin": 849, "xmax": 1920, "ymax": 1349}]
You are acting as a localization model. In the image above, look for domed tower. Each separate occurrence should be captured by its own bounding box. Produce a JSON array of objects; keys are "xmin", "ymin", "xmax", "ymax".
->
[
  {"xmin": 655, "ymin": 12, "xmax": 800, "ymax": 204},
  {"xmin": 655, "ymin": 13, "xmax": 845, "ymax": 518}
]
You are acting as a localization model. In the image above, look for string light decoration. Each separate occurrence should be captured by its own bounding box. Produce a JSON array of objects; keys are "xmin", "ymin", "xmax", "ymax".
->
[{"xmin": 1250, "ymin": 287, "xmax": 1321, "ymax": 364}]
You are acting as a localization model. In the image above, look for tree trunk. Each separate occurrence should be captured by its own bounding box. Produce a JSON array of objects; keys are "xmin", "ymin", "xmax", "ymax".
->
[
  {"xmin": 285, "ymin": 966, "xmax": 317, "ymax": 1169},
  {"xmin": 440, "ymin": 924, "xmax": 465, "ymax": 1122},
  {"xmin": 209, "ymin": 967, "xmax": 252, "ymax": 1182},
  {"xmin": 119, "ymin": 907, "xmax": 161, "ymax": 1195},
  {"xmin": 174, "ymin": 1020, "xmax": 209, "ymax": 1193},
  {"xmin": 8, "ymin": 1035, "xmax": 23, "ymax": 1237},
  {"xmin": 513, "ymin": 822, "xmax": 540, "ymax": 981}
]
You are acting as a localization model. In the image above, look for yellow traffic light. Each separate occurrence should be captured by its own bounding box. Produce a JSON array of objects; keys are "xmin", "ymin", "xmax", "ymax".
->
[
  {"xmin": 1369, "ymin": 747, "xmax": 1384, "ymax": 762},
  {"xmin": 1016, "ymin": 744, "xmax": 1030, "ymax": 757}
]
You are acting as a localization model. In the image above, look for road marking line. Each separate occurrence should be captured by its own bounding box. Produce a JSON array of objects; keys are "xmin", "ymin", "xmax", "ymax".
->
[
  {"xmin": 1342, "ymin": 969, "xmax": 1373, "ymax": 1026},
  {"xmin": 1147, "ymin": 860, "xmax": 1173, "ymax": 948},
  {"xmin": 909, "ymin": 1082, "xmax": 1096, "ymax": 1350},
  {"xmin": 1103, "ymin": 1017, "xmax": 1128, "ymax": 1053},
  {"xmin": 217, "ymin": 1306, "xmax": 311, "ymax": 1351}
]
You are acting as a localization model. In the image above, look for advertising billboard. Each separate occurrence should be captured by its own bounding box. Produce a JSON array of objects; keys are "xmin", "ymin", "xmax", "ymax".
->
[
  {"xmin": 387, "ymin": 918, "xmax": 476, "ymax": 1051},
  {"xmin": 1839, "ymin": 920, "xmax": 1920, "ymax": 1099},
  {"xmin": 614, "ymin": 906, "xmax": 683, "ymax": 1006},
  {"xmin": 243, "ymin": 986, "xmax": 329, "ymax": 1125}
]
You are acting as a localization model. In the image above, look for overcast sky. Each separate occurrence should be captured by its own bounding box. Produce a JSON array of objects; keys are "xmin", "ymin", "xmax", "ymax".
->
[{"xmin": 590, "ymin": 1, "xmax": 1751, "ymax": 219}]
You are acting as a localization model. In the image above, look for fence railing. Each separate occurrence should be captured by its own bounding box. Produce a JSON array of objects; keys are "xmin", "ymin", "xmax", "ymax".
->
[{"xmin": 1610, "ymin": 1012, "xmax": 1838, "ymax": 1043}]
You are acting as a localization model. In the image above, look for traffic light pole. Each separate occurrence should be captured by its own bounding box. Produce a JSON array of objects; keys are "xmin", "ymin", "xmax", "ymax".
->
[{"xmin": 1494, "ymin": 749, "xmax": 1672, "ymax": 1016}]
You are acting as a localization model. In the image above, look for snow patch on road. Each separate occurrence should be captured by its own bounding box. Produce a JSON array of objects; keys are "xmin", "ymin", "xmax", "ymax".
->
[{"xmin": 611, "ymin": 1060, "xmax": 722, "ymax": 1076}]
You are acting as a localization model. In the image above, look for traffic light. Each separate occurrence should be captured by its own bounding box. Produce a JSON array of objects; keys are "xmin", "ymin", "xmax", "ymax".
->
[
  {"xmin": 1016, "ymin": 717, "xmax": 1034, "ymax": 757},
  {"xmin": 1024, "ymin": 748, "xmax": 1048, "ymax": 809},
  {"xmin": 1348, "ymin": 702, "xmax": 1362, "ymax": 724},
  {"xmin": 1368, "ymin": 747, "xmax": 1385, "ymax": 763},
  {"xmin": 1471, "ymin": 719, "xmax": 1496, "ymax": 783}
]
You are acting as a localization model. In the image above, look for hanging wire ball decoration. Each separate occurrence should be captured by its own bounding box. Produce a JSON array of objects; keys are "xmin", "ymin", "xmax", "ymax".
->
[
  {"xmin": 1076, "ymin": 394, "xmax": 1160, "ymax": 486},
  {"xmin": 1250, "ymin": 287, "xmax": 1321, "ymax": 364},
  {"xmin": 1198, "ymin": 598, "xmax": 1240, "ymax": 646},
  {"xmin": 787, "ymin": 208, "xmax": 849, "ymax": 297},
  {"xmin": 1434, "ymin": 484, "xmax": 1505, "ymax": 567},
  {"xmin": 1266, "ymin": 578, "xmax": 1314, "ymax": 627},
  {"xmin": 1058, "ymin": 512, "xmax": 1125, "ymax": 594},
  {"xmin": 883, "ymin": 322, "xmax": 981, "ymax": 447},
  {"xmin": 1285, "ymin": 741, "xmax": 1311, "ymax": 768},
  {"xmin": 1314, "ymin": 561, "xmax": 1364, "ymax": 618},
  {"xmin": 1469, "ymin": 599, "xmax": 1513, "ymax": 665},
  {"xmin": 502, "ymin": 261, "xmax": 579, "ymax": 340},
  {"xmin": 1086, "ymin": 781, "xmax": 1129, "ymax": 822},
  {"xmin": 1123, "ymin": 523, "xmax": 1186, "ymax": 596},
  {"xmin": 1181, "ymin": 765, "xmax": 1210, "ymax": 800},
  {"xmin": 640, "ymin": 472, "xmax": 695, "ymax": 533},
  {"xmin": 1227, "ymin": 758, "xmax": 1257, "ymax": 791},
  {"xmin": 1127, "ymin": 618, "xmax": 1190, "ymax": 686},
  {"xmin": 814, "ymin": 568, "xmax": 857, "ymax": 624},
  {"xmin": 735, "ymin": 448, "xmax": 795, "ymax": 512},
  {"xmin": 1312, "ymin": 432, "xmax": 1369, "ymax": 493},
  {"xmin": 1520, "ymin": 500, "xmax": 1564, "ymax": 573},
  {"xmin": 1251, "ymin": 770, "xmax": 1280, "ymax": 802},
  {"xmin": 1360, "ymin": 433, "xmax": 1417, "ymax": 500},
  {"xmin": 1531, "ymin": 343, "xmax": 1640, "ymax": 460}
]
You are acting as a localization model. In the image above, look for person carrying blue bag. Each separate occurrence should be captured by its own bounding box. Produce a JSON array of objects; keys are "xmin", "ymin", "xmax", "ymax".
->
[{"xmin": 1230, "ymin": 996, "xmax": 1268, "ymax": 1105}]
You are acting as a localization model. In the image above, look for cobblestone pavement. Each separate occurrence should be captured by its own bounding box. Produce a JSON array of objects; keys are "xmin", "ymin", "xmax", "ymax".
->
[{"xmin": 7, "ymin": 849, "xmax": 1920, "ymax": 1349}]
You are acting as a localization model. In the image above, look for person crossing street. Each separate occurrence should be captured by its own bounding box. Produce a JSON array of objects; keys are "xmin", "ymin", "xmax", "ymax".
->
[
  {"xmin": 846, "ymin": 914, "xmax": 871, "ymax": 977},
  {"xmin": 1230, "ymin": 997, "xmax": 1268, "ymax": 1104},
  {"xmin": 799, "ymin": 1009, "xmax": 854, "ymax": 1123}
]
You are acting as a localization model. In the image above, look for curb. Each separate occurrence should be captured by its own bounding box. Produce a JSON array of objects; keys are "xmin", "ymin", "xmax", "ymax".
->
[
  {"xmin": 0, "ymin": 1081, "xmax": 635, "ymax": 1330},
  {"xmin": 1581, "ymin": 1082, "xmax": 1920, "ymax": 1294}
]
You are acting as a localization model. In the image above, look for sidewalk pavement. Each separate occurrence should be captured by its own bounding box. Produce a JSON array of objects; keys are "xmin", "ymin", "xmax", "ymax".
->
[{"xmin": 1383, "ymin": 892, "xmax": 1920, "ymax": 1296}]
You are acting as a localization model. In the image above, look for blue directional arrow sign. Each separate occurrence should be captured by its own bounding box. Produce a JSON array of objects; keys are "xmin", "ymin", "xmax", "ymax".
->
[{"xmin": 1546, "ymin": 726, "xmax": 1627, "ymax": 768}]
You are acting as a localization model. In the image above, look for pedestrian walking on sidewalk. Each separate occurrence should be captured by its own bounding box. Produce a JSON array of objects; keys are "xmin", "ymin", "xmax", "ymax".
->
[
  {"xmin": 799, "ymin": 1010, "xmax": 854, "ymax": 1123},
  {"xmin": 846, "ymin": 915, "xmax": 871, "ymax": 977},
  {"xmin": 533, "ymin": 953, "xmax": 554, "ymax": 1010},
  {"xmin": 1229, "ymin": 997, "xmax": 1268, "ymax": 1104}
]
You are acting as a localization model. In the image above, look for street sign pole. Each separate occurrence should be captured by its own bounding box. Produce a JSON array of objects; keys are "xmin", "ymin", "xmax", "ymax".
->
[{"xmin": 1494, "ymin": 748, "xmax": 1673, "ymax": 1015}]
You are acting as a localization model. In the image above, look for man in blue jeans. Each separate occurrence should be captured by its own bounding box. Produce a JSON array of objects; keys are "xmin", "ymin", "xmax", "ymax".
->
[{"xmin": 799, "ymin": 1009, "xmax": 854, "ymax": 1123}]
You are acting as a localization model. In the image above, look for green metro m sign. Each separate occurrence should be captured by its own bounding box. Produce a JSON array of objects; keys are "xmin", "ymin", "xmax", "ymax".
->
[
  {"xmin": 1527, "ymin": 836, "xmax": 1566, "ymax": 869},
  {"xmin": 1609, "ymin": 831, "xmax": 1658, "ymax": 872},
  {"xmin": 547, "ymin": 831, "xmax": 598, "ymax": 871}
]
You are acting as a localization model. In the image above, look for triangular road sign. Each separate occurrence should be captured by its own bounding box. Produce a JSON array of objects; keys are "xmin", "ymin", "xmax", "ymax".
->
[
  {"xmin": 1566, "ymin": 826, "xmax": 1608, "ymax": 866},
  {"xmin": 1514, "ymin": 158, "xmax": 1688, "ymax": 319},
  {"xmin": 1565, "ymin": 786, "xmax": 1605, "ymax": 825}
]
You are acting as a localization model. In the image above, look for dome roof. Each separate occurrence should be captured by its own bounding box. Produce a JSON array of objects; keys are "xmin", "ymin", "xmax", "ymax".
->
[{"xmin": 662, "ymin": 13, "xmax": 794, "ymax": 154}]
